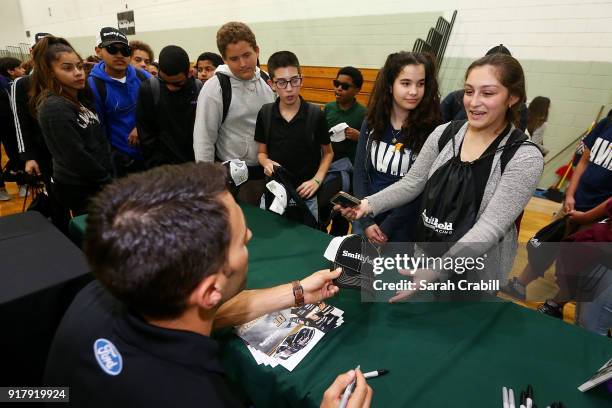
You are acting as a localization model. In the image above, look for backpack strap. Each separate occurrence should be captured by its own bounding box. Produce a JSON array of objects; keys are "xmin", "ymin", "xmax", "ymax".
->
[
  {"xmin": 194, "ymin": 79, "xmax": 204, "ymax": 96},
  {"xmin": 305, "ymin": 102, "xmax": 321, "ymax": 145},
  {"xmin": 92, "ymin": 76, "xmax": 107, "ymax": 105},
  {"xmin": 437, "ymin": 120, "xmax": 467, "ymax": 153},
  {"xmin": 149, "ymin": 76, "xmax": 160, "ymax": 109},
  {"xmin": 260, "ymin": 102, "xmax": 274, "ymax": 142},
  {"xmin": 500, "ymin": 129, "xmax": 533, "ymax": 174},
  {"xmin": 215, "ymin": 72, "xmax": 232, "ymax": 124},
  {"xmin": 260, "ymin": 69, "xmax": 270, "ymax": 84}
]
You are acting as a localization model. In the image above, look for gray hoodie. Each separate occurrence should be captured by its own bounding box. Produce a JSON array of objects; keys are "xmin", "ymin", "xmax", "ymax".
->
[
  {"xmin": 193, "ymin": 65, "xmax": 275, "ymax": 165},
  {"xmin": 367, "ymin": 122, "xmax": 544, "ymax": 281}
]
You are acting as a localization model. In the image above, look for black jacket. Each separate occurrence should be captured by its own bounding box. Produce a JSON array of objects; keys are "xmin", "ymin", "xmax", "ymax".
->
[
  {"xmin": 136, "ymin": 77, "xmax": 200, "ymax": 169},
  {"xmin": 12, "ymin": 76, "xmax": 53, "ymax": 171},
  {"xmin": 38, "ymin": 95, "xmax": 112, "ymax": 186}
]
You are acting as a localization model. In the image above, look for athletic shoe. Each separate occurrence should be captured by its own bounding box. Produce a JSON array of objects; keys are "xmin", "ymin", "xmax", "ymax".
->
[
  {"xmin": 18, "ymin": 184, "xmax": 27, "ymax": 197},
  {"xmin": 501, "ymin": 277, "xmax": 526, "ymax": 300},
  {"xmin": 0, "ymin": 187, "xmax": 10, "ymax": 201},
  {"xmin": 537, "ymin": 299, "xmax": 563, "ymax": 319}
]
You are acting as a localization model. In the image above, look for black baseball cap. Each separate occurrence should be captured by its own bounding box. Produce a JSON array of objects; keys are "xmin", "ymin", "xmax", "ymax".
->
[
  {"xmin": 324, "ymin": 234, "xmax": 379, "ymax": 290},
  {"xmin": 96, "ymin": 27, "xmax": 129, "ymax": 48}
]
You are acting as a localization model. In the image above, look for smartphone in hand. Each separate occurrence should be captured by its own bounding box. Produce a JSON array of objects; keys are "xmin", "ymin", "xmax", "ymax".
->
[{"xmin": 330, "ymin": 191, "xmax": 361, "ymax": 208}]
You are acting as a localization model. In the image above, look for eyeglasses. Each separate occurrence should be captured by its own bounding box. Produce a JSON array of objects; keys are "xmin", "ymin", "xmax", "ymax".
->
[
  {"xmin": 105, "ymin": 44, "xmax": 131, "ymax": 57},
  {"xmin": 333, "ymin": 79, "xmax": 353, "ymax": 90},
  {"xmin": 274, "ymin": 76, "xmax": 302, "ymax": 89}
]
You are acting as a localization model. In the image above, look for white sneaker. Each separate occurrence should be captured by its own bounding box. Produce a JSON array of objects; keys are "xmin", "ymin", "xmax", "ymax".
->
[
  {"xmin": 0, "ymin": 187, "xmax": 11, "ymax": 201},
  {"xmin": 18, "ymin": 184, "xmax": 27, "ymax": 198}
]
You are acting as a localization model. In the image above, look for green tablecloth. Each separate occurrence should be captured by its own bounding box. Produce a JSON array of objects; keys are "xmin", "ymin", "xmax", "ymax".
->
[
  {"xmin": 69, "ymin": 206, "xmax": 612, "ymax": 407},
  {"xmin": 217, "ymin": 205, "xmax": 612, "ymax": 407}
]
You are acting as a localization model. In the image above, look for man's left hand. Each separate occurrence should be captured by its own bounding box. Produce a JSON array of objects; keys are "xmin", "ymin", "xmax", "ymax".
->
[{"xmin": 301, "ymin": 268, "xmax": 342, "ymax": 304}]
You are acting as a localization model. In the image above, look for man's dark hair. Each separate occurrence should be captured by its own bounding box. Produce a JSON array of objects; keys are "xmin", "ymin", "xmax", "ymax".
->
[
  {"xmin": 337, "ymin": 66, "xmax": 364, "ymax": 89},
  {"xmin": 197, "ymin": 52, "xmax": 224, "ymax": 67},
  {"xmin": 267, "ymin": 51, "xmax": 300, "ymax": 79},
  {"xmin": 158, "ymin": 45, "xmax": 190, "ymax": 76},
  {"xmin": 0, "ymin": 57, "xmax": 22, "ymax": 77},
  {"xmin": 84, "ymin": 163, "xmax": 232, "ymax": 319}
]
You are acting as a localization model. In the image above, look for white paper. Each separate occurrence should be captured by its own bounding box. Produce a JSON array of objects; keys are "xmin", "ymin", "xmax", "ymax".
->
[{"xmin": 329, "ymin": 122, "xmax": 349, "ymax": 142}]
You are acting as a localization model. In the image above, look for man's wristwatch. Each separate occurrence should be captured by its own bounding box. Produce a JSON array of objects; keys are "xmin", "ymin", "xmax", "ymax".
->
[{"xmin": 292, "ymin": 280, "xmax": 305, "ymax": 307}]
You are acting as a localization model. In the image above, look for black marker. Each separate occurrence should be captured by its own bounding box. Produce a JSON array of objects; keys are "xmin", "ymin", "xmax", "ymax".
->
[{"xmin": 363, "ymin": 369, "xmax": 389, "ymax": 379}]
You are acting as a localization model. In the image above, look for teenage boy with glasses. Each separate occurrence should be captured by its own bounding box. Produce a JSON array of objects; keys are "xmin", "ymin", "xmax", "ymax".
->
[
  {"xmin": 89, "ymin": 27, "xmax": 150, "ymax": 177},
  {"xmin": 255, "ymin": 51, "xmax": 333, "ymax": 223}
]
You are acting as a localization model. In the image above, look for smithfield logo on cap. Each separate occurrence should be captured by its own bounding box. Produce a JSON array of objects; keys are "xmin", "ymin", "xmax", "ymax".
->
[
  {"xmin": 93, "ymin": 338, "xmax": 123, "ymax": 376},
  {"xmin": 102, "ymin": 30, "xmax": 122, "ymax": 38}
]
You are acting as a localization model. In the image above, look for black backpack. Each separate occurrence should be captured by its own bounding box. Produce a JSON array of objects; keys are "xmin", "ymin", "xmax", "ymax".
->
[
  {"xmin": 415, "ymin": 120, "xmax": 540, "ymax": 255},
  {"xmin": 216, "ymin": 70, "xmax": 271, "ymax": 124}
]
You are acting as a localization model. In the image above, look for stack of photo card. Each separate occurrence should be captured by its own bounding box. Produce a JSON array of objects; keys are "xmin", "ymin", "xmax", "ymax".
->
[{"xmin": 235, "ymin": 303, "xmax": 344, "ymax": 371}]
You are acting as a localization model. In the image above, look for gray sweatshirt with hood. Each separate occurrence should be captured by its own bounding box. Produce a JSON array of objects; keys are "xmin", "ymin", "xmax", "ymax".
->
[
  {"xmin": 193, "ymin": 65, "xmax": 275, "ymax": 166},
  {"xmin": 367, "ymin": 122, "xmax": 544, "ymax": 282}
]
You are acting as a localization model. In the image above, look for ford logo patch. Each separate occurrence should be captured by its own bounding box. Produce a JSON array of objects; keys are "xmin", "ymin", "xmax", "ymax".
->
[{"xmin": 93, "ymin": 338, "xmax": 123, "ymax": 376}]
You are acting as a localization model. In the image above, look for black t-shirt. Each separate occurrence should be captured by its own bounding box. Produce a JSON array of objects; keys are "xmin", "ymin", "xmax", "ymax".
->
[
  {"xmin": 254, "ymin": 98, "xmax": 330, "ymax": 186},
  {"xmin": 44, "ymin": 281, "xmax": 245, "ymax": 408},
  {"xmin": 459, "ymin": 126, "xmax": 509, "ymax": 212}
]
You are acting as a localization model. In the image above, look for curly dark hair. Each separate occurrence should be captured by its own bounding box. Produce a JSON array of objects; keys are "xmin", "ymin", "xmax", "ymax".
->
[
  {"xmin": 366, "ymin": 52, "xmax": 441, "ymax": 153},
  {"xmin": 216, "ymin": 21, "xmax": 257, "ymax": 58}
]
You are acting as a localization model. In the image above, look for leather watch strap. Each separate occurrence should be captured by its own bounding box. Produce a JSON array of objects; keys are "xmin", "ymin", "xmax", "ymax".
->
[{"xmin": 292, "ymin": 280, "xmax": 305, "ymax": 307}]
